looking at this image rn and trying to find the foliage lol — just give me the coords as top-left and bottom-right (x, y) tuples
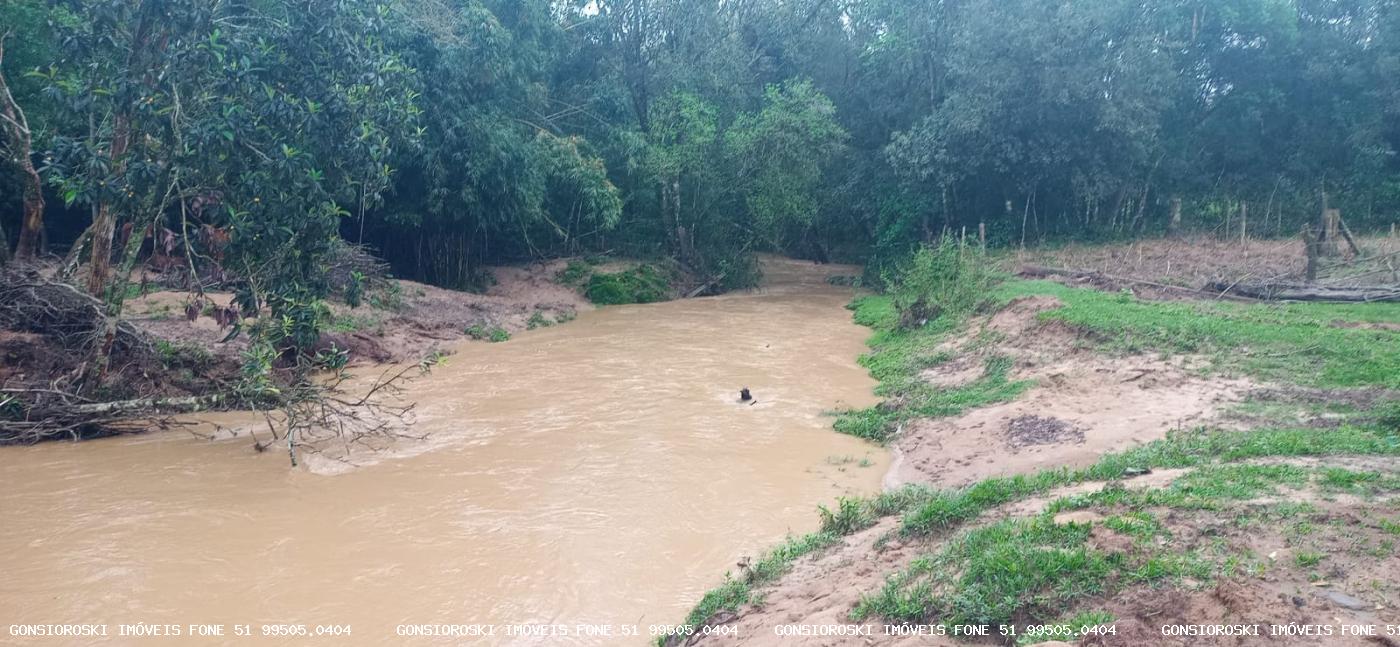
(465, 324), (510, 342)
(888, 236), (998, 328)
(833, 294), (1029, 443)
(8, 0), (1400, 304)
(584, 265), (671, 305)
(725, 79), (847, 249)
(526, 311), (552, 330)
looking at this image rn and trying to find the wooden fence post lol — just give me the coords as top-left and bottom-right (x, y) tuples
(1303, 225), (1319, 282)
(1240, 202), (1248, 245)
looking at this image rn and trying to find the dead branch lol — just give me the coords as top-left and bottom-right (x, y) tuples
(0, 267), (147, 355)
(1017, 264), (1258, 301)
(1202, 281), (1400, 302)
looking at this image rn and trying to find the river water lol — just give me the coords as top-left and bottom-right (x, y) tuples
(0, 258), (884, 645)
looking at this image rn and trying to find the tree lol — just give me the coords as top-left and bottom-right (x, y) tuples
(38, 0), (419, 378)
(726, 79), (847, 256)
(0, 30), (42, 260)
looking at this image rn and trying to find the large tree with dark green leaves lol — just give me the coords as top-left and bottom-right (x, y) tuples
(36, 0), (419, 377)
(3, 0), (1398, 298)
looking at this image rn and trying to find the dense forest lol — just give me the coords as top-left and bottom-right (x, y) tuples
(2, 0), (1399, 324)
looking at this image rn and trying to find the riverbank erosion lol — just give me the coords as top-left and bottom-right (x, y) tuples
(672, 239), (1400, 646)
(0, 257), (894, 644)
(0, 254), (697, 445)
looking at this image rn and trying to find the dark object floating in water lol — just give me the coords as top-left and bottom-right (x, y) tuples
(739, 387), (752, 402)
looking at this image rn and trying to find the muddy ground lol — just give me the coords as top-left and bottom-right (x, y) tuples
(126, 258), (596, 366)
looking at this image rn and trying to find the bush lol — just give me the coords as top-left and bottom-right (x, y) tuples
(526, 312), (553, 330)
(887, 235), (996, 328)
(556, 260), (593, 286)
(585, 265), (671, 305)
(465, 324), (510, 342)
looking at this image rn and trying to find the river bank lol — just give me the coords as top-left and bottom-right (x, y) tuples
(0, 256), (890, 645)
(672, 238), (1400, 647)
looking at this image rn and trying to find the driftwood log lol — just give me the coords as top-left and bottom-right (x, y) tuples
(1021, 264), (1399, 303)
(1017, 264), (1250, 300)
(1203, 281), (1400, 302)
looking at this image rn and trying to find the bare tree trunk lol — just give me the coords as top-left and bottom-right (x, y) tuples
(88, 113), (130, 297)
(1320, 208), (1341, 257)
(1239, 201), (1248, 245)
(1167, 196), (1182, 235)
(1303, 225), (1319, 282)
(86, 5), (161, 296)
(0, 33), (44, 260)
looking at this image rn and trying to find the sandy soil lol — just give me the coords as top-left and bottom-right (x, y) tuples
(125, 259), (594, 365)
(890, 296), (1251, 489)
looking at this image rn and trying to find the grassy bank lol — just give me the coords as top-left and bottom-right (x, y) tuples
(835, 278), (1400, 442)
(670, 267), (1400, 643)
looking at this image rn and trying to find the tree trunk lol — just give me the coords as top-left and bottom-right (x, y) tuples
(1320, 208), (1341, 257)
(1239, 201), (1247, 245)
(1167, 196), (1182, 235)
(14, 164), (43, 258)
(0, 34), (44, 259)
(1303, 225), (1319, 282)
(87, 111), (132, 297)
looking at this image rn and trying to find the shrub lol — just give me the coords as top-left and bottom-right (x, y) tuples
(526, 312), (552, 330)
(887, 235), (996, 328)
(556, 260), (593, 286)
(465, 324), (510, 342)
(585, 265), (671, 305)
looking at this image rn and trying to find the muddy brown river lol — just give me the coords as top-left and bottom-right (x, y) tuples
(0, 258), (884, 645)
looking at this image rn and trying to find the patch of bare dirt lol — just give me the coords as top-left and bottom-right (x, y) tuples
(1006, 414), (1086, 449)
(890, 297), (1249, 489)
(124, 259), (595, 366)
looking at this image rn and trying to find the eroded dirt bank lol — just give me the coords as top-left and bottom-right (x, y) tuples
(126, 259), (598, 367)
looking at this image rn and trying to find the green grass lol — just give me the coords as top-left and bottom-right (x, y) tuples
(667, 531), (840, 642)
(818, 497), (873, 534)
(852, 461), (1337, 630)
(833, 296), (1032, 442)
(673, 420), (1400, 632)
(995, 280), (1400, 388)
(854, 515), (1118, 627)
(835, 278), (1398, 442)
